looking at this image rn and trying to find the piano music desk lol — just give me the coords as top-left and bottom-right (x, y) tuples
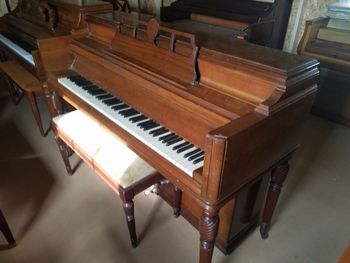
(0, 60), (46, 136)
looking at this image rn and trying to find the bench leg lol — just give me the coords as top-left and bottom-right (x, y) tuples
(51, 124), (73, 175)
(0, 210), (16, 247)
(173, 186), (182, 218)
(2, 73), (23, 105)
(122, 200), (137, 248)
(26, 91), (45, 137)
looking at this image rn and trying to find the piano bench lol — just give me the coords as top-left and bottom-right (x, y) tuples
(0, 209), (16, 248)
(51, 110), (176, 247)
(0, 60), (46, 137)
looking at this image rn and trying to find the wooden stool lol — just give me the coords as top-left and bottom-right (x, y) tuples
(0, 209), (16, 247)
(52, 110), (180, 247)
(0, 61), (45, 137)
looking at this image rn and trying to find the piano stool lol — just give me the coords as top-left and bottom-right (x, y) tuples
(51, 110), (181, 247)
(0, 60), (46, 136)
(0, 209), (16, 248)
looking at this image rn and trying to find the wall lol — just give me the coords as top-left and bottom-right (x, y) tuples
(283, 0), (350, 53)
(0, 0), (17, 16)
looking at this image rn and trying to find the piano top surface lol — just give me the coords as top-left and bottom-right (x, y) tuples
(90, 11), (318, 77)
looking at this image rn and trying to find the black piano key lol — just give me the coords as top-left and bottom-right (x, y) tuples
(159, 133), (176, 142)
(166, 137), (182, 146)
(142, 123), (160, 131)
(112, 104), (129, 111)
(150, 127), (168, 136)
(192, 156), (204, 164)
(173, 142), (189, 151)
(184, 149), (202, 158)
(137, 120), (155, 128)
(176, 144), (193, 153)
(96, 94), (113, 100)
(82, 85), (99, 91)
(88, 89), (106, 96)
(162, 134), (178, 143)
(119, 109), (140, 118)
(68, 75), (82, 82)
(103, 98), (121, 106)
(74, 79), (92, 86)
(188, 151), (204, 161)
(2, 33), (35, 53)
(130, 115), (148, 123)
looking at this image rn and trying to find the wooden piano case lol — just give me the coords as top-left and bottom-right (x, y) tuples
(160, 0), (294, 49)
(38, 11), (319, 262)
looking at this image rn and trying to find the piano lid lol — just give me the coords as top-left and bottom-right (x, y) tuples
(89, 11), (317, 77)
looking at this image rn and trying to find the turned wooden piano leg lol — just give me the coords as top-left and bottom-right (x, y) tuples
(26, 91), (45, 137)
(199, 208), (219, 263)
(260, 161), (290, 239)
(122, 200), (138, 248)
(173, 186), (182, 218)
(0, 209), (16, 247)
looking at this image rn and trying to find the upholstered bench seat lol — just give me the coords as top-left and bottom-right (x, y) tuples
(51, 110), (171, 247)
(52, 110), (156, 188)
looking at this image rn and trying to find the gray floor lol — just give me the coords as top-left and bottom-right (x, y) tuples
(0, 95), (349, 263)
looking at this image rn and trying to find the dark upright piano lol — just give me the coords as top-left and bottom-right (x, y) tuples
(160, 0), (293, 49)
(298, 17), (350, 126)
(38, 11), (318, 263)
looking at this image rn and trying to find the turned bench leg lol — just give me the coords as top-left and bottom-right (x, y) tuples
(0, 209), (16, 247)
(26, 91), (45, 137)
(51, 124), (73, 175)
(260, 161), (290, 239)
(173, 186), (182, 218)
(122, 200), (137, 248)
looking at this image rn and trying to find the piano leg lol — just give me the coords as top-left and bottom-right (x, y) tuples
(260, 161), (290, 239)
(199, 208), (219, 263)
(0, 209), (16, 247)
(26, 92), (45, 137)
(122, 200), (138, 248)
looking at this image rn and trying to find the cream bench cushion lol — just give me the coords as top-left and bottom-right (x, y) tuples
(52, 110), (156, 188)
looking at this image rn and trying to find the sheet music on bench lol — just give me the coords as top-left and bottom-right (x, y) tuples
(38, 10), (319, 263)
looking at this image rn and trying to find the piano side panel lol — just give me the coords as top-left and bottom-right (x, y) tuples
(37, 35), (80, 73)
(208, 89), (317, 202)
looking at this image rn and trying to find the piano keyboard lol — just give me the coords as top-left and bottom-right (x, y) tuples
(0, 33), (35, 66)
(58, 75), (205, 177)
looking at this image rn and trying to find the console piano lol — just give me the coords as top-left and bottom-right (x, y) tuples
(38, 11), (319, 263)
(298, 17), (350, 125)
(0, 0), (112, 99)
(160, 0), (293, 49)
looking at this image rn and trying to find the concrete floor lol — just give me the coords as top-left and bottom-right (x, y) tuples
(0, 95), (349, 263)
